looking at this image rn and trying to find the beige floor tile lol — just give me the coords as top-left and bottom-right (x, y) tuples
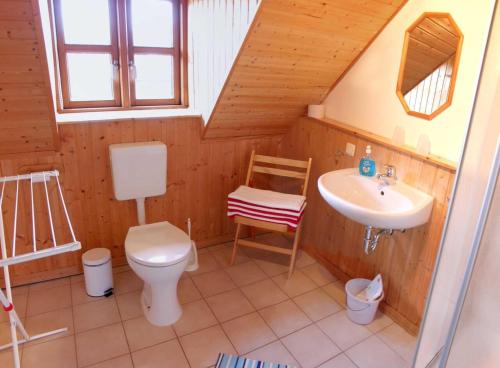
(346, 335), (406, 368)
(75, 323), (129, 367)
(116, 291), (143, 320)
(295, 251), (317, 268)
(112, 264), (132, 274)
(180, 325), (236, 368)
(322, 281), (347, 307)
(114, 271), (143, 295)
(0, 292), (27, 322)
(29, 277), (70, 292)
(240, 279), (289, 309)
(317, 311), (372, 350)
(192, 270), (237, 297)
(0, 320), (24, 346)
(22, 335), (76, 368)
(300, 263), (336, 286)
(85, 354), (133, 368)
(225, 261), (268, 286)
(132, 339), (190, 368)
(123, 316), (176, 351)
(206, 242), (231, 252)
(71, 281), (113, 305)
(173, 299), (218, 336)
(272, 270), (317, 298)
(24, 307), (74, 346)
(0, 347), (22, 367)
(253, 258), (290, 277)
(293, 289), (342, 321)
(73, 298), (121, 333)
(210, 244), (249, 267)
(244, 341), (299, 367)
(27, 285), (72, 316)
(189, 251), (221, 275)
(178, 277), (202, 304)
(366, 311), (393, 333)
(222, 312), (276, 354)
(318, 354), (358, 368)
(259, 300), (311, 338)
(281, 325), (341, 368)
(377, 324), (416, 362)
(206, 289), (255, 322)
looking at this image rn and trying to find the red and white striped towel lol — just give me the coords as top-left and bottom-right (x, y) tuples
(227, 186), (306, 229)
(228, 186), (306, 212)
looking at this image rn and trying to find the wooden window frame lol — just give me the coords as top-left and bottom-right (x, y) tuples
(52, 0), (187, 112)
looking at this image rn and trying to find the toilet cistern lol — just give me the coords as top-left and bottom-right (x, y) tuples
(109, 141), (167, 225)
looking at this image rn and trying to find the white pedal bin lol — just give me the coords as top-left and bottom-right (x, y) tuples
(82, 248), (113, 297)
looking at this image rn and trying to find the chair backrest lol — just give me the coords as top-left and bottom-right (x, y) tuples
(245, 150), (312, 196)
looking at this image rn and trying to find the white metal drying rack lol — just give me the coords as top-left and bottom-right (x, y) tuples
(0, 171), (81, 368)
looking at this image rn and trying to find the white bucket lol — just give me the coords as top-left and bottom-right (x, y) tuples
(345, 278), (384, 325)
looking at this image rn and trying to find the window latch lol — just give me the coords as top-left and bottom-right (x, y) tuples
(128, 60), (136, 80)
(112, 60), (119, 81)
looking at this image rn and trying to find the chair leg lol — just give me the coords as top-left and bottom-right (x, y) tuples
(230, 224), (242, 266)
(288, 223), (303, 279)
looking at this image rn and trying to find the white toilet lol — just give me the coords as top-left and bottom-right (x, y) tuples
(109, 142), (198, 326)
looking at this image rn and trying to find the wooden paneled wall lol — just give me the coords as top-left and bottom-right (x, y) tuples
(0, 0), (58, 156)
(203, 0), (408, 139)
(0, 117), (282, 286)
(188, 0), (260, 122)
(276, 117), (455, 334)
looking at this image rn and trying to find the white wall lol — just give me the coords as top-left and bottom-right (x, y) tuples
(188, 0), (260, 124)
(323, 0), (496, 162)
(413, 5), (500, 367)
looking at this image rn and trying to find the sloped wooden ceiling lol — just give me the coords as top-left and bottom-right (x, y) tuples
(0, 0), (58, 156)
(203, 0), (407, 139)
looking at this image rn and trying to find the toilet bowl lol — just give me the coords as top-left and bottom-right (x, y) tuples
(125, 221), (193, 326)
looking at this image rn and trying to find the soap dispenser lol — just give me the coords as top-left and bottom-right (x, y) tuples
(359, 145), (376, 177)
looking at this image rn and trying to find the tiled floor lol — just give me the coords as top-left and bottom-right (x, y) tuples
(0, 235), (416, 368)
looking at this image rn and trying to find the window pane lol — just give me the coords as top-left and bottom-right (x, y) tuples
(131, 0), (174, 47)
(134, 54), (174, 100)
(60, 0), (111, 45)
(67, 53), (114, 101)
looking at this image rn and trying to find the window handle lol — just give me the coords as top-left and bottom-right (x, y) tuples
(112, 60), (119, 81)
(128, 60), (136, 80)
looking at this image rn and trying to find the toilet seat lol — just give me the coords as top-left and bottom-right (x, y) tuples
(125, 221), (191, 268)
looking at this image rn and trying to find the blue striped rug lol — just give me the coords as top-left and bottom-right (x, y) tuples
(215, 353), (297, 368)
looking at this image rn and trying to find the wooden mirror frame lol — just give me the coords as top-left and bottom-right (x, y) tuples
(396, 12), (464, 120)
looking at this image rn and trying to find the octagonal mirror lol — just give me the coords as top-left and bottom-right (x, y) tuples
(396, 13), (463, 120)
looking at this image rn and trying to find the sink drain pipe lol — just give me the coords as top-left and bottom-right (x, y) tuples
(363, 226), (405, 254)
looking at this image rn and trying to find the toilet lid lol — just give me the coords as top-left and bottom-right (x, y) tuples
(125, 221), (192, 267)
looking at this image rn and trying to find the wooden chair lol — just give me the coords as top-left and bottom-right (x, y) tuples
(230, 150), (312, 279)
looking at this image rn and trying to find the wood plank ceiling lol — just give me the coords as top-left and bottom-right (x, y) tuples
(203, 0), (408, 139)
(0, 0), (58, 156)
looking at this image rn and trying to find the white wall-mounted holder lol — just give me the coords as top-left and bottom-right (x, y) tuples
(0, 171), (81, 368)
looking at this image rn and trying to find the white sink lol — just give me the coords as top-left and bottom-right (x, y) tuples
(317, 168), (433, 229)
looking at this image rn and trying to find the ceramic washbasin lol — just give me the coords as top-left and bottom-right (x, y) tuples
(317, 168), (433, 229)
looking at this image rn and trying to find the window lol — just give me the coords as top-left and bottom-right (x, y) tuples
(52, 0), (186, 110)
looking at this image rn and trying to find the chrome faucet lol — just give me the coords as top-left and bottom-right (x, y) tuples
(376, 165), (397, 186)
